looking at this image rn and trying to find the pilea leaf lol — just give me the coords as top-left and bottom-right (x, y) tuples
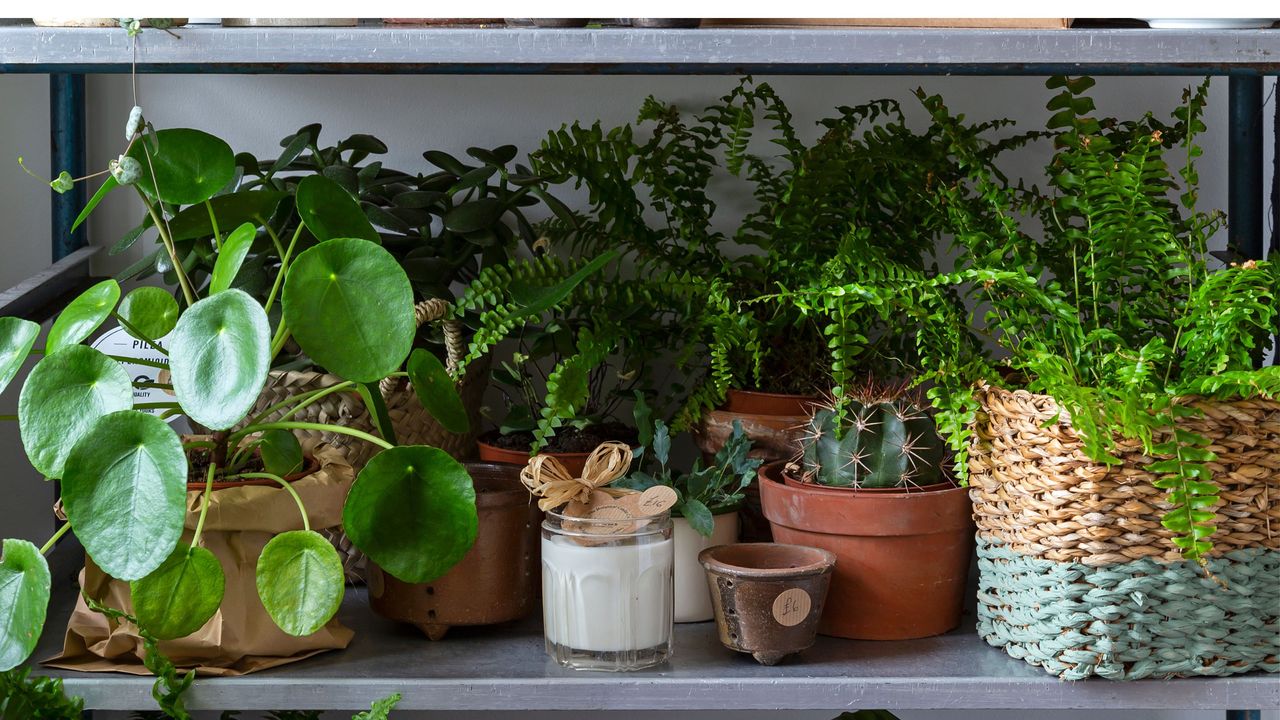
(18, 345), (133, 479)
(342, 446), (477, 584)
(46, 279), (121, 354)
(209, 222), (257, 294)
(129, 542), (225, 641)
(0, 539), (50, 671)
(256, 429), (303, 477)
(168, 289), (271, 431)
(256, 530), (345, 636)
(62, 410), (187, 581)
(127, 128), (236, 206)
(118, 286), (179, 342)
(0, 318), (40, 396)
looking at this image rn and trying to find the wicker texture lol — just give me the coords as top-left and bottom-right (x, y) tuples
(969, 384), (1280, 679)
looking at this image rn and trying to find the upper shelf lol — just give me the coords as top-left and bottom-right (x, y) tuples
(1, 25), (1279, 75)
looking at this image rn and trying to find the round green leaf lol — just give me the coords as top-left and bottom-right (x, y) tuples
(0, 317), (40, 396)
(18, 345), (133, 479)
(0, 538), (50, 671)
(256, 429), (303, 477)
(118, 286), (179, 341)
(62, 410), (187, 581)
(408, 349), (469, 434)
(209, 222), (257, 295)
(129, 542), (224, 641)
(282, 238), (414, 383)
(46, 279), (121, 354)
(127, 128), (235, 206)
(343, 446), (477, 584)
(295, 175), (380, 245)
(168, 289), (271, 431)
(256, 530), (344, 636)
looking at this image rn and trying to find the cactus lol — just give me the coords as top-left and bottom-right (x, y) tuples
(797, 396), (946, 489)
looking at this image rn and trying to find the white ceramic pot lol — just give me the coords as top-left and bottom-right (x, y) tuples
(674, 510), (739, 622)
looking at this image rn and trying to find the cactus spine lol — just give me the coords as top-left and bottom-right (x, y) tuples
(798, 397), (946, 489)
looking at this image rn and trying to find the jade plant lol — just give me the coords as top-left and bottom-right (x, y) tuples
(614, 396), (762, 536)
(793, 387), (946, 490)
(0, 115), (478, 672)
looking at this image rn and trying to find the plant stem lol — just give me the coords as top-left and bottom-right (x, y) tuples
(190, 464), (215, 547)
(0, 414), (17, 422)
(232, 472), (310, 531)
(135, 186), (197, 307)
(110, 354), (169, 370)
(39, 523), (72, 555)
(275, 381), (356, 424)
(238, 421), (394, 451)
(134, 402), (181, 411)
(263, 224), (303, 317)
(112, 313), (169, 356)
(134, 382), (173, 390)
(182, 438), (216, 450)
(204, 200), (222, 250)
(269, 324), (292, 359)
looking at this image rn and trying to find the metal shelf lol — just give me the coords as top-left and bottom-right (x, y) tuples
(0, 25), (1278, 75)
(32, 574), (1280, 712)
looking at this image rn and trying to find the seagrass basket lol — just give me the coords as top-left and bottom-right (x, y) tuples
(247, 299), (490, 580)
(968, 384), (1280, 680)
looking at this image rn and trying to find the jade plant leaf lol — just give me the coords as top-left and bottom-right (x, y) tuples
(127, 128), (236, 206)
(46, 279), (121, 354)
(407, 349), (468, 434)
(209, 222), (257, 294)
(257, 429), (303, 477)
(18, 345), (133, 479)
(61, 410), (187, 581)
(168, 289), (271, 431)
(129, 542), (225, 641)
(282, 238), (414, 383)
(256, 530), (344, 636)
(0, 318), (40, 395)
(167, 189), (285, 242)
(295, 175), (380, 245)
(342, 446), (477, 584)
(118, 286), (179, 341)
(0, 539), (50, 671)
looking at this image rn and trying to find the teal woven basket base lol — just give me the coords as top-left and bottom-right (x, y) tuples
(976, 538), (1280, 680)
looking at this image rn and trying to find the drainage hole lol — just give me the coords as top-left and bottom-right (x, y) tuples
(426, 586), (435, 596)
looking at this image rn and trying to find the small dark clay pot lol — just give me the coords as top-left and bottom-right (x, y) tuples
(476, 438), (592, 476)
(368, 463), (541, 639)
(699, 543), (835, 665)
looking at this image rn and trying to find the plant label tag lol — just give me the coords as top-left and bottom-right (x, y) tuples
(91, 325), (184, 426)
(634, 486), (677, 516)
(772, 588), (812, 627)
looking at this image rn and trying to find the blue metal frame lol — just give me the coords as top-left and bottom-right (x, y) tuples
(49, 73), (85, 262)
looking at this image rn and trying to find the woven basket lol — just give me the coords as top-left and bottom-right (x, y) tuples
(247, 299), (489, 580)
(968, 384), (1280, 680)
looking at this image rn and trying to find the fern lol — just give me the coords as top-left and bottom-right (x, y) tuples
(84, 597), (193, 720)
(0, 667), (84, 719)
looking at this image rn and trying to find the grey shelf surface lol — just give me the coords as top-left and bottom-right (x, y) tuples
(1, 25), (1279, 74)
(30, 574), (1280, 712)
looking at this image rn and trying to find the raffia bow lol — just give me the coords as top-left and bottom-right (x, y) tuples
(520, 441), (634, 512)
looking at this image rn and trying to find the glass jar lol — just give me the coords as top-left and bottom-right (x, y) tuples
(541, 508), (674, 671)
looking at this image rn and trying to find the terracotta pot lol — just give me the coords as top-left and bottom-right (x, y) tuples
(758, 461), (973, 640)
(477, 437), (592, 476)
(693, 390), (821, 543)
(630, 18), (703, 28)
(699, 543), (834, 665)
(367, 463), (541, 639)
(673, 509), (739, 622)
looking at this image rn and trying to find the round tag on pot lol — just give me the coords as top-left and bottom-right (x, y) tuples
(772, 588), (812, 627)
(91, 324), (181, 423)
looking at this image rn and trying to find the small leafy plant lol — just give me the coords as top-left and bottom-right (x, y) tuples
(0, 112), (478, 673)
(615, 396), (762, 536)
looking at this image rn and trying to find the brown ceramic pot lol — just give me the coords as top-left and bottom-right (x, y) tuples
(758, 461), (974, 640)
(367, 463), (541, 639)
(693, 389), (822, 542)
(699, 543), (834, 665)
(476, 438), (591, 476)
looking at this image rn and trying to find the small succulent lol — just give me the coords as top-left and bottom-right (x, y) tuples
(796, 388), (946, 490)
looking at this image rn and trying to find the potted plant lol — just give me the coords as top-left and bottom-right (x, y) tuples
(758, 385), (974, 640)
(615, 399), (761, 622)
(0, 117), (477, 674)
(929, 77), (1280, 679)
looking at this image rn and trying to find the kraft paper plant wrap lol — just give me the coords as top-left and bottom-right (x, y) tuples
(47, 445), (355, 676)
(969, 385), (1280, 680)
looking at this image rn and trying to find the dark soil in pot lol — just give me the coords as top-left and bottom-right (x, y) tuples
(759, 461), (974, 640)
(368, 463), (542, 639)
(185, 447), (320, 490)
(478, 424), (638, 476)
(699, 543), (834, 665)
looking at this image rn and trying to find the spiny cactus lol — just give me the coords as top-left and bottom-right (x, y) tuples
(797, 396), (946, 489)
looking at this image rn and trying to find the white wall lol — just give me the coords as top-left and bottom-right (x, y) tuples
(3, 70), (1276, 720)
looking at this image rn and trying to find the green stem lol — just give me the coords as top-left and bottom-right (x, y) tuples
(109, 355), (169, 369)
(275, 381), (356, 424)
(231, 472), (309, 531)
(190, 464), (215, 547)
(269, 324), (292, 359)
(133, 382), (173, 390)
(236, 421), (393, 451)
(262, 221), (287, 261)
(0, 414), (17, 422)
(263, 224), (303, 317)
(182, 439), (216, 450)
(134, 402), (181, 410)
(204, 200), (223, 250)
(112, 313), (169, 356)
(135, 186), (197, 307)
(39, 523), (72, 555)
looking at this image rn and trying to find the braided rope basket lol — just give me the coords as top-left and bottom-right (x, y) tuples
(968, 384), (1279, 680)
(248, 299), (490, 580)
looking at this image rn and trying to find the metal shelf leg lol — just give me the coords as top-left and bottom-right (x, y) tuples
(1228, 74), (1265, 261)
(49, 73), (86, 262)
(1226, 711), (1261, 720)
